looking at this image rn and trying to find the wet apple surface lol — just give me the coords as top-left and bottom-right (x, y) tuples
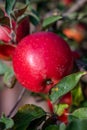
(13, 32), (73, 93)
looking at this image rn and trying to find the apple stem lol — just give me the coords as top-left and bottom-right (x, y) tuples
(9, 16), (16, 44)
(7, 88), (26, 118)
(57, 0), (87, 27)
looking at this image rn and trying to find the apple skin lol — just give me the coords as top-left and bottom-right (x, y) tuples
(0, 44), (16, 60)
(59, 92), (72, 106)
(12, 17), (29, 43)
(72, 51), (81, 59)
(13, 32), (73, 93)
(0, 25), (11, 43)
(47, 99), (54, 113)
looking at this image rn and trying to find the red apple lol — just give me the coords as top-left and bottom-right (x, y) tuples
(13, 32), (73, 93)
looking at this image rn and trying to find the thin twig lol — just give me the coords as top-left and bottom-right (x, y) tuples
(7, 88), (26, 118)
(63, 0), (87, 16)
(57, 0), (87, 27)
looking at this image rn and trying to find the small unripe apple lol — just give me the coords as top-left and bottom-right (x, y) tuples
(13, 32), (73, 93)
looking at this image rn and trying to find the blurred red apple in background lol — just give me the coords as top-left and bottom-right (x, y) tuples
(63, 24), (85, 43)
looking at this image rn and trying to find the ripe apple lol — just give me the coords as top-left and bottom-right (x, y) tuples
(13, 32), (73, 93)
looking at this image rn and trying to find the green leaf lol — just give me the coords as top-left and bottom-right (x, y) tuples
(54, 104), (68, 116)
(0, 114), (14, 129)
(0, 8), (5, 18)
(80, 100), (87, 107)
(72, 108), (87, 119)
(0, 122), (5, 130)
(13, 4), (28, 19)
(3, 67), (16, 88)
(59, 123), (66, 130)
(27, 116), (46, 130)
(66, 119), (87, 130)
(5, 0), (16, 15)
(42, 15), (62, 28)
(42, 115), (58, 130)
(45, 125), (59, 130)
(0, 60), (8, 75)
(50, 72), (86, 103)
(25, 0), (31, 4)
(29, 9), (40, 26)
(13, 104), (46, 130)
(72, 83), (84, 106)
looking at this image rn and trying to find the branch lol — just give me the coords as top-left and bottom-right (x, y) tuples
(63, 0), (87, 17)
(7, 88), (26, 118)
(57, 0), (87, 27)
